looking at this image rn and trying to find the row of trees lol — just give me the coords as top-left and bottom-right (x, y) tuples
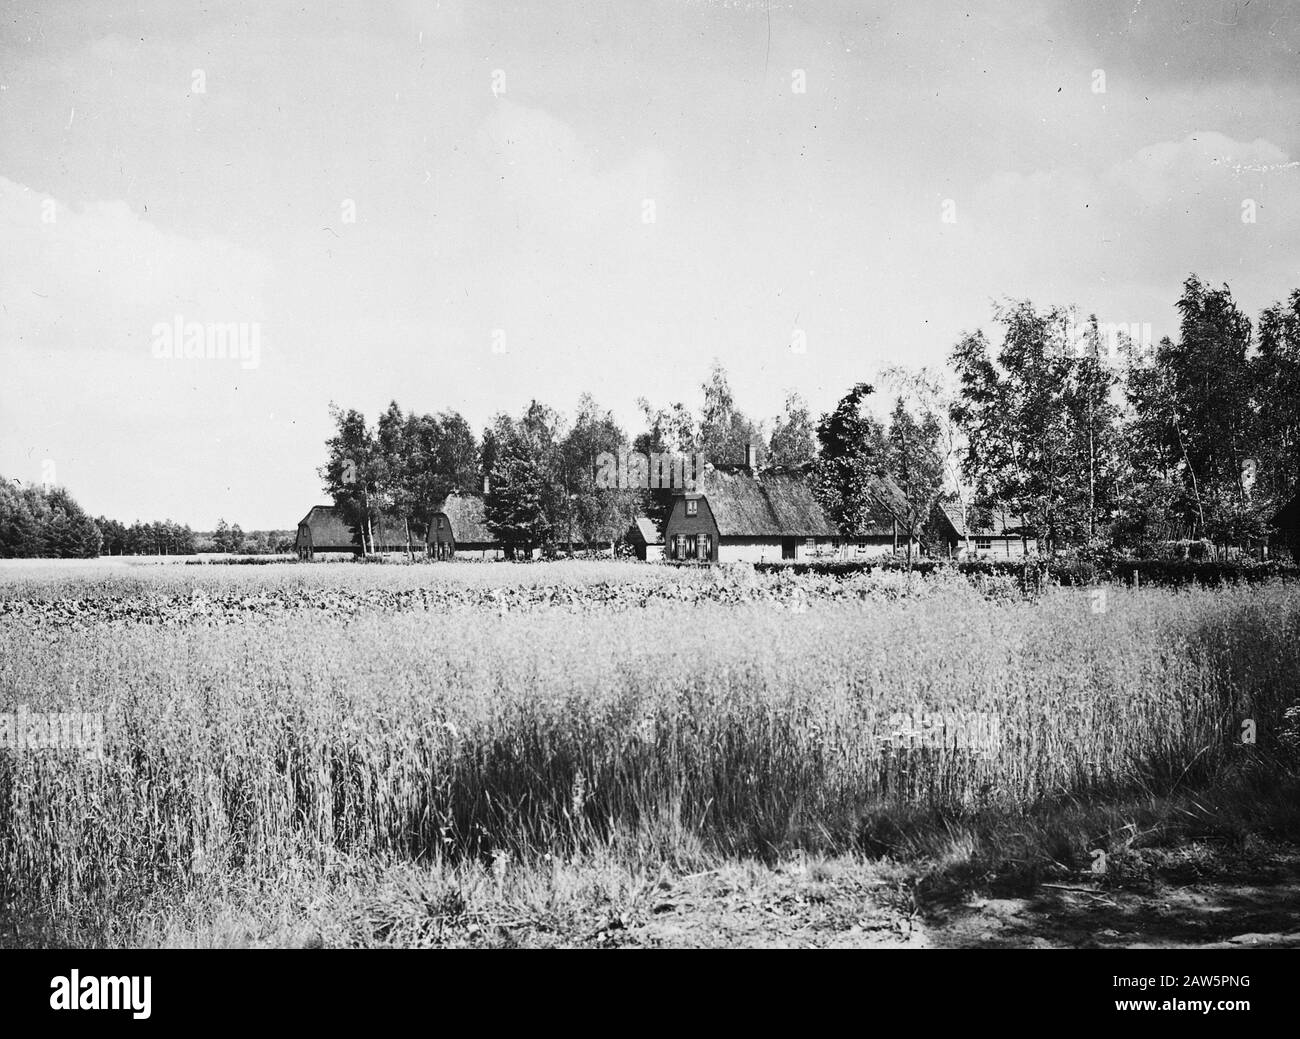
(950, 276), (1300, 554)
(97, 519), (293, 555)
(0, 481), (294, 559)
(97, 518), (198, 556)
(320, 275), (1299, 562)
(319, 363), (825, 556)
(8, 274), (1293, 562)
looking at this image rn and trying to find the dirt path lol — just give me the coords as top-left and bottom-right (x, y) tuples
(602, 850), (1300, 949)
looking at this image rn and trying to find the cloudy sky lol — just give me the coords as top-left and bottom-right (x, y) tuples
(2, 0), (1298, 529)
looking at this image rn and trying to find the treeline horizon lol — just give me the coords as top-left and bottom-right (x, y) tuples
(320, 273), (1300, 559)
(0, 488), (293, 559)
(3, 272), (1298, 560)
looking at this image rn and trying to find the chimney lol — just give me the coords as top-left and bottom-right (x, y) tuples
(482, 473), (490, 495)
(745, 441), (758, 473)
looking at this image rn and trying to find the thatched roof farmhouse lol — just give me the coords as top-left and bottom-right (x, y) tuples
(294, 505), (416, 558)
(427, 492), (503, 560)
(661, 445), (914, 563)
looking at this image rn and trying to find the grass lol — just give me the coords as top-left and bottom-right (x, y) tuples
(1, 559), (1298, 946)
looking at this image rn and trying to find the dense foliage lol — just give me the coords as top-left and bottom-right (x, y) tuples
(0, 479), (102, 558)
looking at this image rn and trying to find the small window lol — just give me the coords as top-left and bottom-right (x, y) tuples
(685, 499), (698, 517)
(437, 517), (444, 530)
(975, 537), (992, 551)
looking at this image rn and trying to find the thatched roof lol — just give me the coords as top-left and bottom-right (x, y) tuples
(937, 501), (1028, 538)
(687, 466), (926, 539)
(860, 474), (919, 538)
(628, 516), (663, 545)
(433, 493), (495, 544)
(296, 506), (415, 551)
(297, 505), (357, 548)
(371, 517), (416, 549)
(697, 466), (839, 537)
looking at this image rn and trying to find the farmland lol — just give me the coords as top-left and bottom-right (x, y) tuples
(3, 558), (1300, 948)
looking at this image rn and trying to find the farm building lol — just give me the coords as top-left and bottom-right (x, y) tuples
(427, 493), (504, 560)
(841, 473), (922, 559)
(625, 516), (664, 561)
(294, 505), (416, 559)
(934, 501), (1037, 559)
(662, 445), (914, 563)
(295, 505), (356, 559)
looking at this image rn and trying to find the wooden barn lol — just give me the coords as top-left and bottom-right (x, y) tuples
(625, 516), (664, 561)
(295, 505), (418, 559)
(427, 493), (503, 560)
(935, 501), (1037, 559)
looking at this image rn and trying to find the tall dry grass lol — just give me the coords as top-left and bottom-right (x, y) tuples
(3, 566), (1298, 937)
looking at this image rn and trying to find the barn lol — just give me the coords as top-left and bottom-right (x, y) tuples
(427, 493), (503, 560)
(625, 516), (664, 561)
(295, 505), (419, 559)
(296, 507), (418, 556)
(295, 505), (357, 559)
(935, 501), (1037, 559)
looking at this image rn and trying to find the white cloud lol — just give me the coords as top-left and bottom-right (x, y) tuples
(966, 133), (1300, 318)
(0, 176), (272, 355)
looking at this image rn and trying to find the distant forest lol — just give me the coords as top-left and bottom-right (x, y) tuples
(0, 484), (291, 559)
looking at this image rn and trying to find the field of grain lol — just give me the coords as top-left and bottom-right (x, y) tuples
(2, 559), (1298, 946)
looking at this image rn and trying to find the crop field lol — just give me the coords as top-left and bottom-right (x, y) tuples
(3, 559), (1300, 948)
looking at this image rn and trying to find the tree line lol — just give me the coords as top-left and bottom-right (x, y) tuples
(319, 366), (823, 557)
(949, 275), (1299, 555)
(321, 273), (1299, 561)
(0, 481), (293, 559)
(4, 271), (1295, 561)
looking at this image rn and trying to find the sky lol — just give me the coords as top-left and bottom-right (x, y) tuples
(2, 0), (1298, 529)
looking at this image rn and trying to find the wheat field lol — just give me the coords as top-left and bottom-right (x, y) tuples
(2, 559), (1298, 944)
